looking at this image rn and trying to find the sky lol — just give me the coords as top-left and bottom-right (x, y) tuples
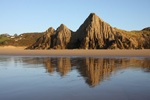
(0, 0), (150, 35)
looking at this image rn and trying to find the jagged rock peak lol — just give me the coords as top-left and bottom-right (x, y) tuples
(26, 13), (150, 50)
(52, 23), (72, 49)
(57, 24), (69, 31)
(88, 13), (104, 22)
(76, 13), (117, 49)
(60, 24), (66, 27)
(90, 12), (96, 15)
(47, 27), (54, 31)
(76, 13), (105, 33)
(46, 27), (55, 33)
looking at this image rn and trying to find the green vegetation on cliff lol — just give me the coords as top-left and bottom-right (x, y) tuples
(0, 33), (44, 46)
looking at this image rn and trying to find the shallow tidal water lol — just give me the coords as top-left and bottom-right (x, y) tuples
(0, 56), (150, 100)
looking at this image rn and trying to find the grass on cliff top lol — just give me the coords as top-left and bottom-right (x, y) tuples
(0, 32), (44, 46)
(115, 28), (150, 38)
(0, 36), (9, 42)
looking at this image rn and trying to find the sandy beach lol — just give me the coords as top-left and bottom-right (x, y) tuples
(0, 46), (149, 57)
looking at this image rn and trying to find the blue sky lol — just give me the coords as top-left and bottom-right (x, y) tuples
(0, 0), (150, 35)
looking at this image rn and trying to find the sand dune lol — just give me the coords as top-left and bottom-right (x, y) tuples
(0, 46), (149, 57)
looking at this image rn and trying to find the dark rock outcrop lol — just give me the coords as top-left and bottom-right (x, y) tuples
(52, 24), (72, 49)
(26, 27), (54, 49)
(26, 13), (150, 49)
(26, 24), (72, 49)
(75, 13), (138, 49)
(142, 27), (150, 32)
(75, 13), (116, 49)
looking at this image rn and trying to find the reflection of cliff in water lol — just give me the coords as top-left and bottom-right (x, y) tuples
(44, 58), (71, 76)
(77, 58), (117, 87)
(17, 57), (150, 87)
(77, 58), (150, 87)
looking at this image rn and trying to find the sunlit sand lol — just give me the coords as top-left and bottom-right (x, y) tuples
(0, 46), (150, 57)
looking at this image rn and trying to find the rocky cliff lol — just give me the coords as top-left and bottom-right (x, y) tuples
(26, 27), (54, 49)
(26, 24), (72, 49)
(26, 13), (150, 49)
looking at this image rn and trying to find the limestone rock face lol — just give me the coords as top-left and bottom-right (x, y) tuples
(138, 33), (150, 49)
(26, 13), (150, 49)
(26, 24), (72, 49)
(76, 13), (116, 49)
(53, 24), (72, 49)
(113, 32), (138, 49)
(76, 13), (138, 49)
(26, 27), (55, 49)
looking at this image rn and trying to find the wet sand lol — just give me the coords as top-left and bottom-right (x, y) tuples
(0, 46), (150, 57)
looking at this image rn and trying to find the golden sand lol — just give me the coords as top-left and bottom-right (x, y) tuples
(0, 46), (149, 57)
